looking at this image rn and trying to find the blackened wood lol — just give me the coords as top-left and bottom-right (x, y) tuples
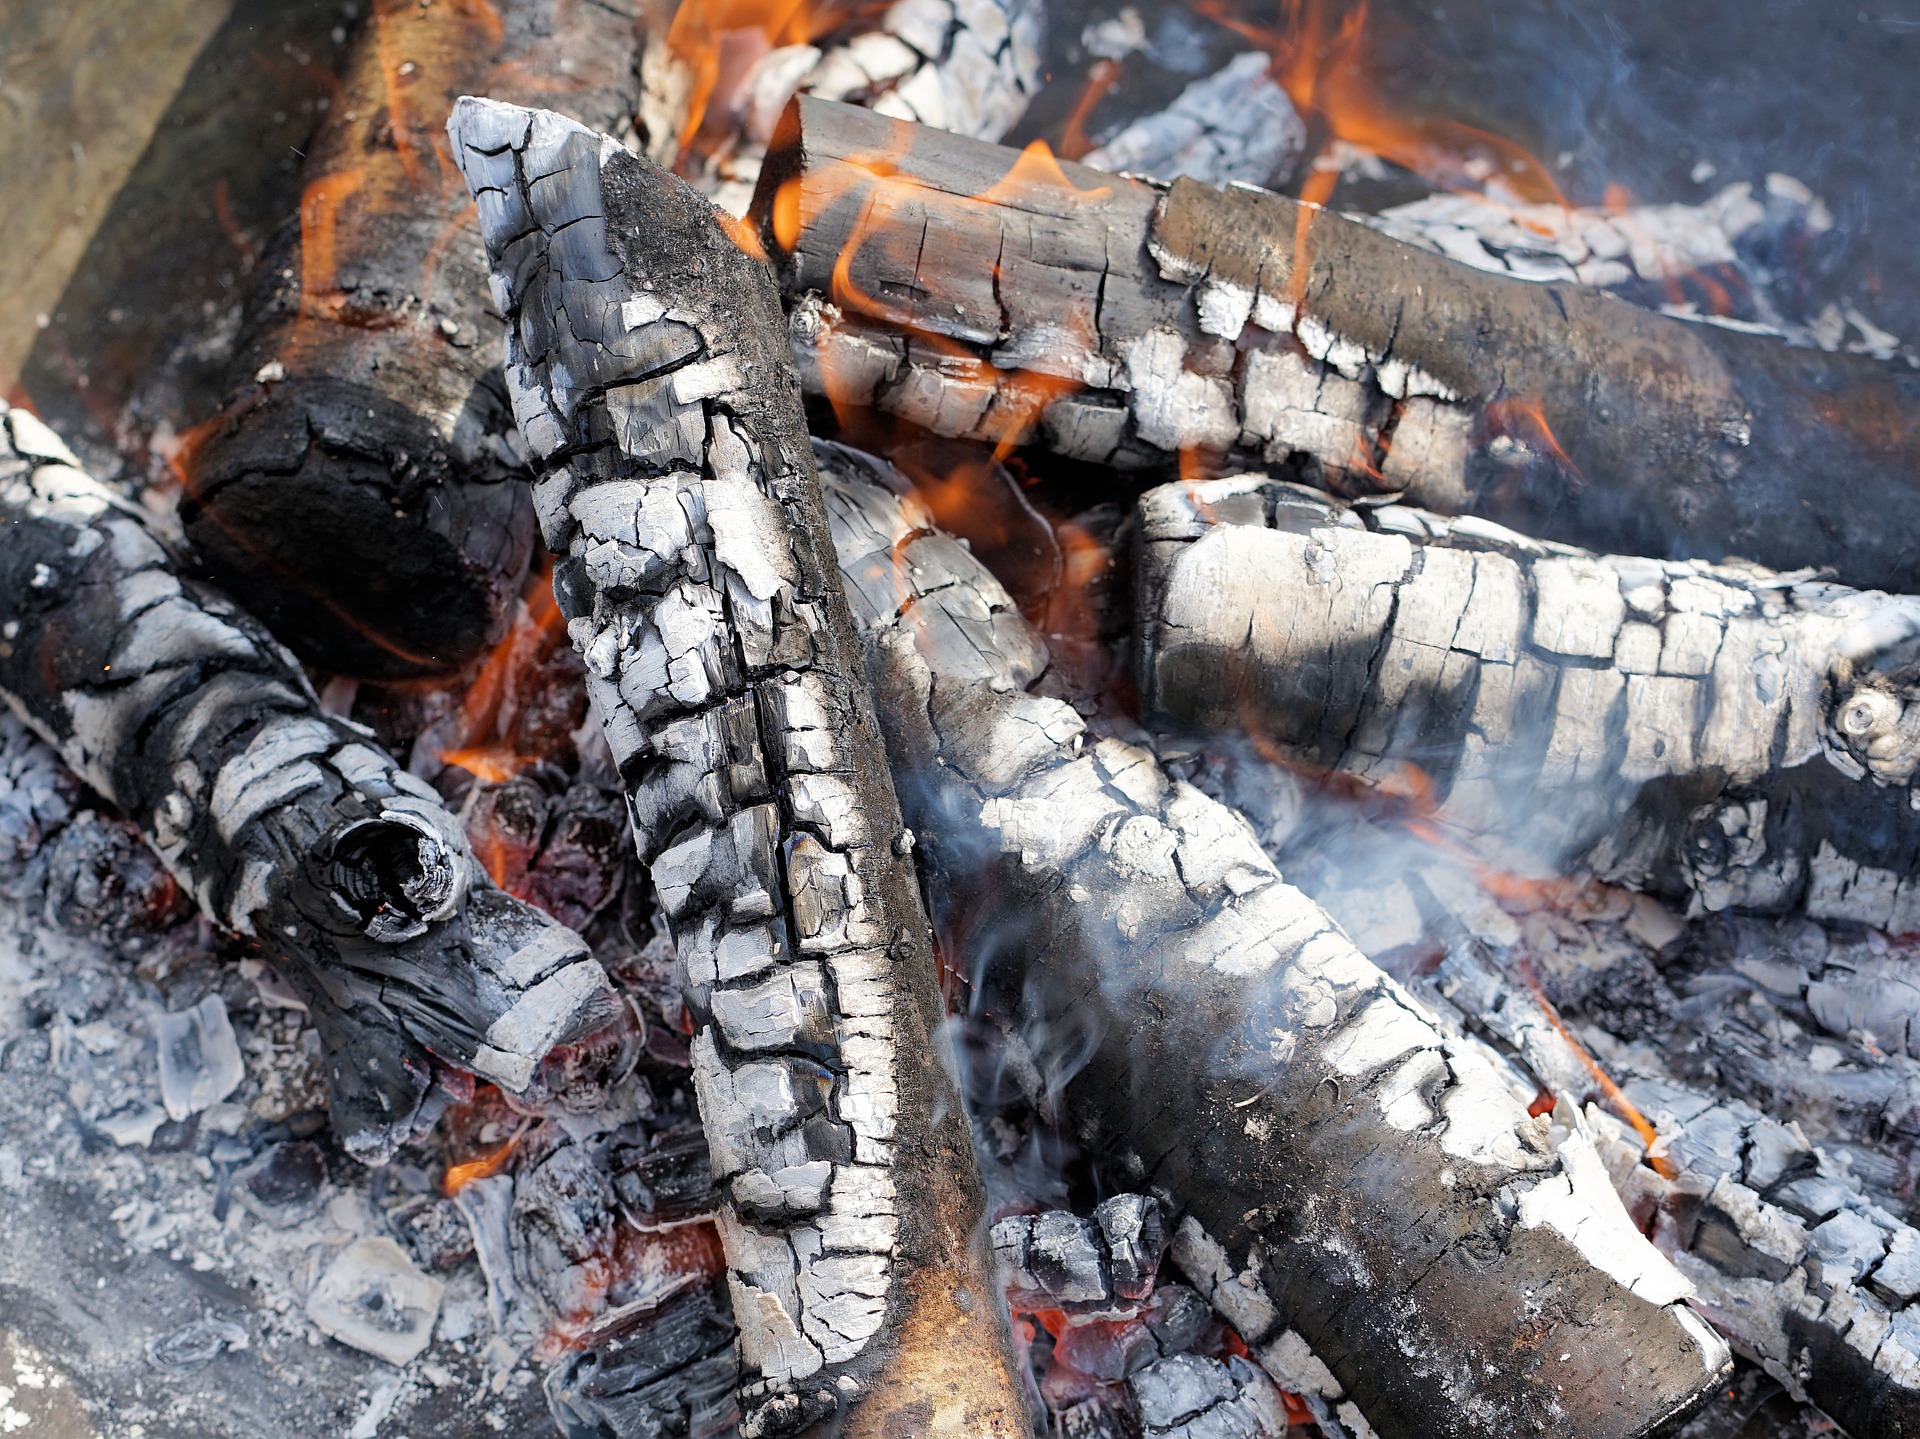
(180, 0), (644, 679)
(0, 401), (621, 1161)
(756, 98), (1920, 594)
(448, 98), (1026, 1438)
(816, 441), (1730, 1439)
(1132, 475), (1920, 930)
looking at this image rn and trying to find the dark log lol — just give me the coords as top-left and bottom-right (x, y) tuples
(178, 0), (644, 679)
(0, 401), (623, 1160)
(449, 98), (1026, 1437)
(815, 441), (1731, 1439)
(753, 97), (1920, 593)
(1131, 475), (1920, 932)
(1424, 940), (1920, 1439)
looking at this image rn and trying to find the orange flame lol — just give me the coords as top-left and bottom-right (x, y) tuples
(1484, 395), (1585, 488)
(443, 1120), (528, 1195)
(1057, 58), (1123, 161)
(296, 168), (367, 322)
(437, 558), (571, 785)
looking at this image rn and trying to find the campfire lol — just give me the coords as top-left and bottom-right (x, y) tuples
(4, 1), (1919, 1436)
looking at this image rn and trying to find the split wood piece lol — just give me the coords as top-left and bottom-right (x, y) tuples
(447, 99), (1026, 1438)
(753, 98), (1920, 593)
(815, 440), (1730, 1439)
(1424, 941), (1920, 1439)
(1133, 474), (1920, 931)
(180, 0), (645, 679)
(0, 401), (622, 1161)
(641, 0), (1043, 217)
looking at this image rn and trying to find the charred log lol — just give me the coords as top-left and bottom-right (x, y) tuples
(754, 98), (1920, 593)
(1132, 474), (1920, 930)
(179, 0), (645, 679)
(1426, 940), (1920, 1439)
(0, 401), (623, 1160)
(448, 99), (1026, 1436)
(815, 441), (1731, 1439)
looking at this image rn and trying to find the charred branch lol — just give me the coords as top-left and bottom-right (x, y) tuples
(1132, 475), (1920, 930)
(816, 440), (1731, 1439)
(449, 99), (1025, 1436)
(0, 401), (623, 1160)
(755, 98), (1920, 593)
(180, 0), (645, 679)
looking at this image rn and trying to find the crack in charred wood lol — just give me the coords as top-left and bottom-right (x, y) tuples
(1133, 475), (1920, 930)
(756, 98), (1920, 593)
(0, 402), (622, 1160)
(815, 440), (1730, 1439)
(448, 98), (1024, 1437)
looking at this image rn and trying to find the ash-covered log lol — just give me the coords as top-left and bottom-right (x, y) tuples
(0, 401), (624, 1161)
(1132, 475), (1920, 930)
(815, 441), (1731, 1438)
(754, 98), (1920, 593)
(1425, 941), (1920, 1439)
(448, 99), (1026, 1436)
(178, 0), (646, 679)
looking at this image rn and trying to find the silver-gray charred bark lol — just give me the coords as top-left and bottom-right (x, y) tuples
(1133, 475), (1920, 931)
(754, 97), (1920, 593)
(447, 98), (1026, 1438)
(816, 440), (1730, 1439)
(0, 401), (622, 1160)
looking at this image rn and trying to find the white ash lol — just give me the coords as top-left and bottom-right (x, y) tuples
(1082, 53), (1307, 190)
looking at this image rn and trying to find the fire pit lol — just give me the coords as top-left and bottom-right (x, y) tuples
(3, 0), (1917, 1436)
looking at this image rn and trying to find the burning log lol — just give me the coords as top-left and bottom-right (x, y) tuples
(754, 98), (1920, 593)
(0, 401), (624, 1160)
(1425, 940), (1920, 1439)
(178, 0), (646, 679)
(641, 0), (1044, 216)
(447, 99), (1027, 1436)
(815, 441), (1731, 1438)
(1131, 475), (1920, 930)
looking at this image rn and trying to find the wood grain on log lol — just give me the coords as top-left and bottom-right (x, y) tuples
(815, 441), (1731, 1439)
(1133, 475), (1920, 931)
(448, 98), (1025, 1438)
(179, 0), (645, 679)
(755, 97), (1920, 592)
(1425, 941), (1920, 1439)
(0, 401), (622, 1160)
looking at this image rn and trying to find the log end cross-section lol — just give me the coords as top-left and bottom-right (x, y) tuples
(447, 98), (1025, 1437)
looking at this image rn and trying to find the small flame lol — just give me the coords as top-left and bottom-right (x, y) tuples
(296, 168), (367, 323)
(443, 1119), (528, 1195)
(1484, 395), (1585, 487)
(436, 558), (571, 785)
(1056, 58), (1123, 161)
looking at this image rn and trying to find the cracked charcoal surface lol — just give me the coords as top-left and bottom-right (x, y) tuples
(449, 97), (1024, 1437)
(643, 0), (1045, 217)
(1133, 475), (1920, 930)
(814, 439), (1730, 1439)
(757, 98), (1920, 593)
(182, 0), (646, 679)
(1082, 52), (1307, 191)
(0, 400), (621, 1161)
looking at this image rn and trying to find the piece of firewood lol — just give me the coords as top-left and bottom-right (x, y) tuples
(815, 440), (1730, 1439)
(178, 0), (645, 679)
(447, 98), (1026, 1438)
(1425, 941), (1920, 1439)
(1132, 474), (1920, 931)
(753, 97), (1920, 593)
(0, 400), (623, 1160)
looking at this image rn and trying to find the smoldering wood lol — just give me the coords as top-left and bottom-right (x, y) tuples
(1423, 940), (1920, 1439)
(179, 0), (644, 679)
(815, 441), (1731, 1439)
(448, 98), (1025, 1437)
(0, 401), (623, 1161)
(755, 98), (1920, 593)
(1080, 52), (1307, 192)
(642, 0), (1044, 217)
(1132, 474), (1920, 931)
(545, 1283), (741, 1439)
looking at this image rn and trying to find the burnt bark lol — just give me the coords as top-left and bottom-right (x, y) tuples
(1426, 941), (1920, 1439)
(815, 441), (1731, 1439)
(0, 401), (622, 1161)
(448, 98), (1026, 1437)
(1132, 475), (1920, 931)
(179, 0), (645, 679)
(754, 97), (1920, 593)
